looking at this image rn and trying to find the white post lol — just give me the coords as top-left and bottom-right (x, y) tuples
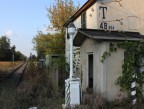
(68, 22), (76, 79)
(64, 22), (81, 107)
(69, 34), (73, 79)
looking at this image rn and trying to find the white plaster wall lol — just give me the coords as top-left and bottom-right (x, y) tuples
(80, 41), (109, 95)
(123, 0), (144, 35)
(96, 0), (144, 34)
(74, 16), (81, 29)
(106, 43), (125, 100)
(66, 0), (144, 34)
(97, 1), (127, 31)
(80, 38), (95, 91)
(93, 41), (126, 100)
(73, 3), (98, 30)
(86, 3), (98, 29)
(93, 41), (107, 94)
(80, 39), (126, 100)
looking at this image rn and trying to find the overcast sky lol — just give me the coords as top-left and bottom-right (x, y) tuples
(0, 0), (87, 57)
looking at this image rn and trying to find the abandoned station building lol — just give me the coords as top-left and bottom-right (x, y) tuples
(64, 0), (144, 100)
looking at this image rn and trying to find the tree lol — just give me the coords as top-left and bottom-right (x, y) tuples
(0, 36), (11, 61)
(33, 31), (65, 58)
(33, 0), (79, 56)
(14, 51), (26, 61)
(0, 36), (26, 61)
(33, 31), (48, 58)
(47, 0), (79, 32)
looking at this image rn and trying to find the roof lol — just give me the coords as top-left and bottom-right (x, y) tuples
(63, 0), (96, 27)
(73, 29), (144, 46)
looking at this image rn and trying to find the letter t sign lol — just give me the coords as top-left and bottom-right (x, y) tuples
(99, 6), (107, 19)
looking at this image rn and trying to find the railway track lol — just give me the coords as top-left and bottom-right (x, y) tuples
(0, 62), (28, 87)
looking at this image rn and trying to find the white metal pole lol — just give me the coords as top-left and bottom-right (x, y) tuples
(70, 34), (73, 79)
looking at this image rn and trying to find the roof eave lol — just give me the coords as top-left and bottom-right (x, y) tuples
(63, 0), (96, 27)
(73, 29), (144, 46)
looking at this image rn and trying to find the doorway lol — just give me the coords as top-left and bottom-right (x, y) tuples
(88, 54), (93, 89)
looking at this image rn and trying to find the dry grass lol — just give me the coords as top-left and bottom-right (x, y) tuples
(68, 93), (144, 109)
(15, 61), (64, 109)
(0, 61), (65, 109)
(0, 61), (22, 72)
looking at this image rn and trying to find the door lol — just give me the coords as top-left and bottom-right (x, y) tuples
(88, 54), (93, 89)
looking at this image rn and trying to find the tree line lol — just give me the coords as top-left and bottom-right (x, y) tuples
(0, 36), (26, 61)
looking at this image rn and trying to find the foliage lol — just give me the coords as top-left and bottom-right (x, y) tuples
(116, 41), (144, 96)
(45, 55), (69, 90)
(32, 31), (65, 58)
(0, 36), (26, 61)
(30, 54), (37, 61)
(101, 41), (144, 96)
(101, 43), (117, 62)
(33, 0), (80, 57)
(52, 55), (68, 70)
(0, 36), (11, 61)
(47, 0), (79, 32)
(73, 48), (80, 76)
(15, 51), (26, 61)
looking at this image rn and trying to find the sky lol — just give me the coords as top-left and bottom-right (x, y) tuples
(0, 0), (87, 57)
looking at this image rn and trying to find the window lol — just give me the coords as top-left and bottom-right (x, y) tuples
(81, 11), (86, 29)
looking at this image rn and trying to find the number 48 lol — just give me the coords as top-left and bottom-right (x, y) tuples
(100, 22), (107, 29)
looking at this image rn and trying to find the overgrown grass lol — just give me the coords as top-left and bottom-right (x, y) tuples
(69, 93), (144, 109)
(15, 61), (65, 108)
(0, 61), (66, 109)
(0, 88), (17, 109)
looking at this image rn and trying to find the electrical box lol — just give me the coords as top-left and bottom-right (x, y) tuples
(70, 79), (80, 105)
(65, 78), (80, 106)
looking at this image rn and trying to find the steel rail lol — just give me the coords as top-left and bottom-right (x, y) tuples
(0, 62), (27, 81)
(15, 62), (28, 87)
